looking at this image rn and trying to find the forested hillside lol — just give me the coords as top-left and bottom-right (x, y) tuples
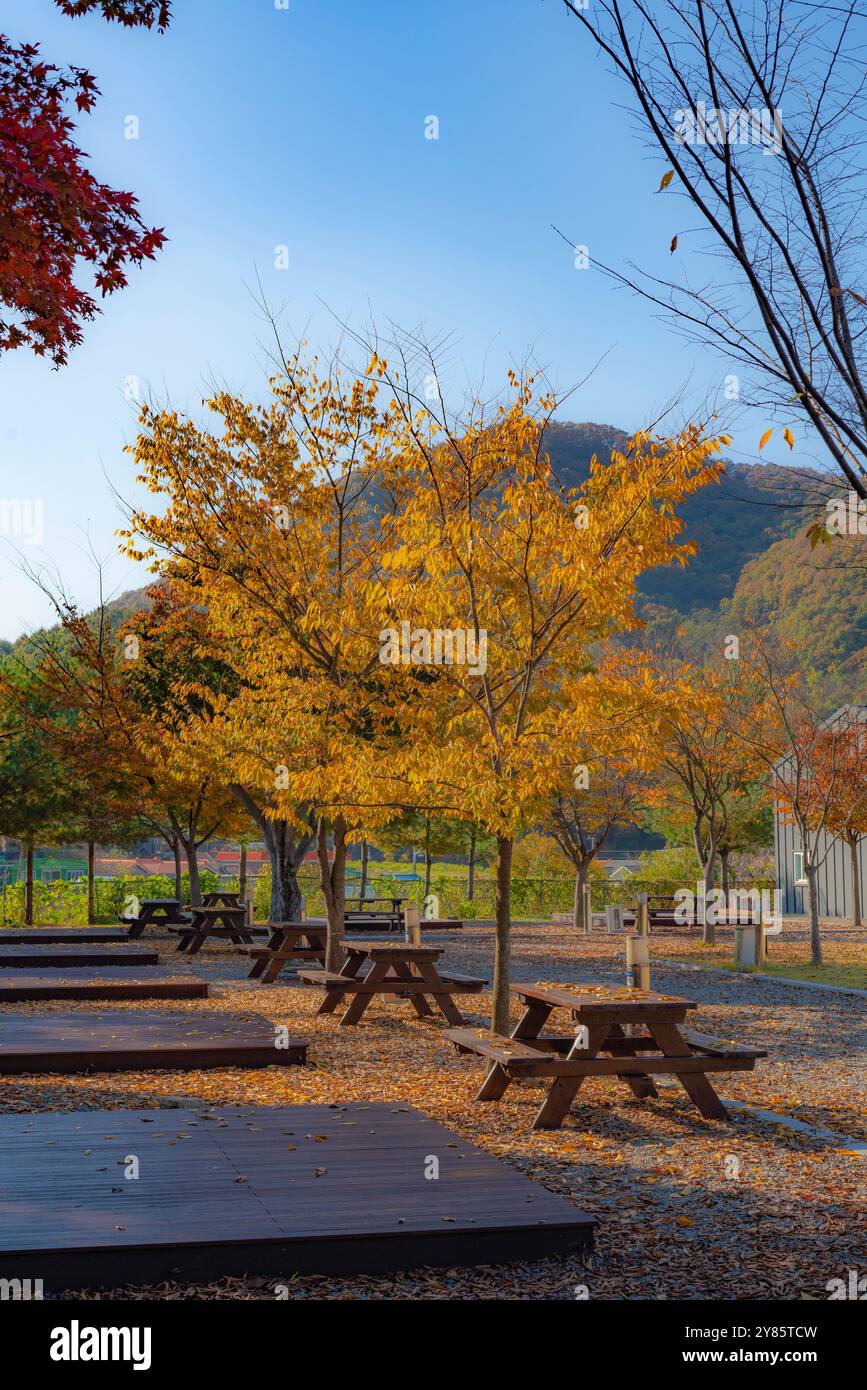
(5, 423), (861, 702)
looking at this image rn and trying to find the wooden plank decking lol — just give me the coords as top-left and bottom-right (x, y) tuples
(0, 1010), (306, 1072)
(0, 929), (133, 945)
(0, 946), (158, 969)
(0, 1103), (593, 1288)
(0, 970), (209, 1002)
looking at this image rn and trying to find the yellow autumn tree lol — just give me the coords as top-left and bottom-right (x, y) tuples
(366, 348), (728, 1027)
(122, 345), (415, 968)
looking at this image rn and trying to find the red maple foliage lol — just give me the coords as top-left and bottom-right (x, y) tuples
(54, 2), (172, 31)
(0, 2), (171, 366)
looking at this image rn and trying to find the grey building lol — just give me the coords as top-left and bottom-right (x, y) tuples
(774, 705), (867, 919)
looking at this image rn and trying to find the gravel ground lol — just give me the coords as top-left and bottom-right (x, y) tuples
(0, 922), (864, 1301)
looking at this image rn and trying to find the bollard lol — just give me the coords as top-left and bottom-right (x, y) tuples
(757, 901), (767, 968)
(636, 892), (650, 936)
(605, 903), (624, 934)
(625, 933), (651, 991)
(404, 903), (421, 946)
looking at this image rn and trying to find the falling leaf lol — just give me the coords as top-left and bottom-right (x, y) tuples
(670, 235), (678, 254)
(758, 429), (773, 449)
(783, 427), (794, 449)
(658, 170), (675, 191)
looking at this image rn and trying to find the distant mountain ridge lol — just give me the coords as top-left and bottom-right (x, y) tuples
(544, 420), (819, 611)
(5, 422), (861, 698)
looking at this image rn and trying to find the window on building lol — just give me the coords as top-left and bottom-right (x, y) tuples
(793, 851), (807, 886)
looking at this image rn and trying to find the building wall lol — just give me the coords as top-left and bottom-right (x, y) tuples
(775, 814), (867, 917)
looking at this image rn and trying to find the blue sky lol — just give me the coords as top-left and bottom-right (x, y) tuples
(1, 0), (794, 637)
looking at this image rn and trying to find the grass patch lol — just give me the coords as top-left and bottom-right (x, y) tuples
(671, 957), (867, 990)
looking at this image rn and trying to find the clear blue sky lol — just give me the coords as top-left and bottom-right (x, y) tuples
(1, 0), (793, 638)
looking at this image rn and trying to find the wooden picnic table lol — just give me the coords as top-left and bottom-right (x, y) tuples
(298, 941), (485, 1026)
(202, 891), (244, 909)
(447, 981), (766, 1130)
(344, 897), (406, 932)
(123, 898), (191, 937)
(246, 923), (328, 983)
(169, 905), (260, 954)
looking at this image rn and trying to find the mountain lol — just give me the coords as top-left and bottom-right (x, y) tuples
(544, 421), (820, 611)
(4, 424), (861, 699)
(673, 530), (867, 703)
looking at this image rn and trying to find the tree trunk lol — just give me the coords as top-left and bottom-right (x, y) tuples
(318, 815), (347, 972)
(701, 853), (716, 944)
(230, 786), (314, 923)
(491, 835), (513, 1032)
(87, 839), (96, 925)
(185, 841), (202, 906)
(24, 841), (34, 926)
(804, 858), (823, 966)
(849, 833), (862, 927)
(359, 838), (369, 900)
(172, 835), (183, 902)
(467, 827), (476, 900)
(572, 861), (590, 932)
(423, 816), (432, 897)
(239, 842), (247, 903)
(720, 848), (730, 899)
(692, 817), (717, 945)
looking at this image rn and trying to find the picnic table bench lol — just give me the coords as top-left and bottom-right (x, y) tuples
(168, 905), (261, 954)
(446, 981), (765, 1129)
(245, 923), (328, 983)
(298, 941), (485, 1026)
(122, 898), (191, 937)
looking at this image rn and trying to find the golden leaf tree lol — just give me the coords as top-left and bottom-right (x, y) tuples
(367, 348), (728, 1027)
(122, 346), (410, 967)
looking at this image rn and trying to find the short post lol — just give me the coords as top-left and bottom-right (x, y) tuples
(735, 915), (761, 970)
(756, 900), (766, 969)
(245, 889), (254, 928)
(636, 892), (650, 936)
(583, 882), (593, 934)
(625, 933), (651, 992)
(404, 903), (421, 946)
(605, 903), (624, 933)
(298, 893), (306, 924)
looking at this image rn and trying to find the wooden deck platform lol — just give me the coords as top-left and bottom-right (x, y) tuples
(0, 946), (158, 969)
(0, 1010), (307, 1072)
(0, 928), (133, 945)
(0, 1103), (593, 1288)
(0, 970), (209, 1002)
